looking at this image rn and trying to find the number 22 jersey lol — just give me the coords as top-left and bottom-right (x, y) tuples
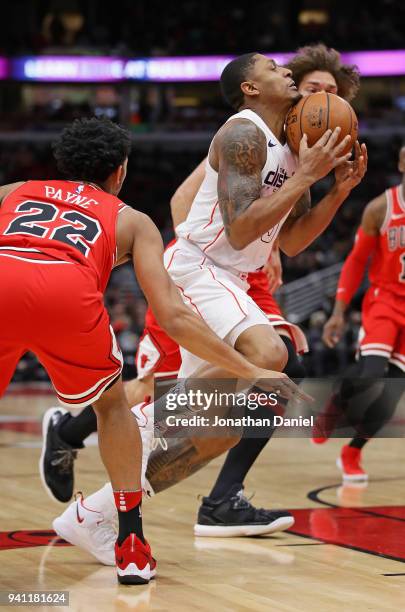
(0, 180), (127, 292)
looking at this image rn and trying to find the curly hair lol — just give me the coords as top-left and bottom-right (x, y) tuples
(286, 44), (360, 102)
(53, 117), (132, 183)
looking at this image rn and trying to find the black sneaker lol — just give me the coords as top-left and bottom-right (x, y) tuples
(39, 407), (82, 503)
(194, 484), (295, 537)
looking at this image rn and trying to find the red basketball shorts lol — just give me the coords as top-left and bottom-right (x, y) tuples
(135, 320), (181, 381)
(358, 286), (405, 371)
(0, 257), (123, 407)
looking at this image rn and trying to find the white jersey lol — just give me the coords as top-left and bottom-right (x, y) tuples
(176, 109), (297, 273)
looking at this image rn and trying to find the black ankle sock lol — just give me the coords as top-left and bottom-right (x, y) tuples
(208, 394), (278, 501)
(114, 490), (144, 545)
(117, 506), (144, 546)
(349, 436), (368, 450)
(208, 435), (271, 501)
(57, 405), (97, 448)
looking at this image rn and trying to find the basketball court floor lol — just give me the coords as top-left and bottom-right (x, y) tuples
(1, 389), (405, 611)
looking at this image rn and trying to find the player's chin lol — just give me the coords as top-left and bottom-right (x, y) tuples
(289, 89), (302, 105)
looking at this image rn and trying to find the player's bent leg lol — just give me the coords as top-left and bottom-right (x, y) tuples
(93, 379), (156, 584)
(233, 324), (288, 372)
(124, 375), (154, 407)
(337, 356), (390, 482)
(194, 333), (294, 538)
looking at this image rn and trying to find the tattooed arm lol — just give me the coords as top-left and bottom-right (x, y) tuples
(213, 120), (354, 250)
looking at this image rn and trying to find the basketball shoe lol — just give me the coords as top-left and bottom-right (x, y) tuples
(39, 407), (81, 503)
(53, 489), (156, 583)
(312, 393), (346, 444)
(40, 400), (159, 503)
(336, 445), (368, 481)
(194, 484), (295, 537)
(116, 534), (156, 585)
(53, 487), (117, 565)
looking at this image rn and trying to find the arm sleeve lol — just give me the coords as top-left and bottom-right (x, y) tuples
(336, 227), (378, 305)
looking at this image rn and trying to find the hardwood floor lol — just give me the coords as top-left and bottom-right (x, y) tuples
(1, 390), (404, 611)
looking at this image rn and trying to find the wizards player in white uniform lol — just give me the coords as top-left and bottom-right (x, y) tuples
(46, 53), (367, 563)
(168, 52), (366, 379)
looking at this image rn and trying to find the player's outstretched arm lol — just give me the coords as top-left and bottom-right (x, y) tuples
(214, 121), (352, 250)
(170, 158), (206, 228)
(322, 193), (384, 348)
(116, 208), (310, 401)
(279, 141), (368, 256)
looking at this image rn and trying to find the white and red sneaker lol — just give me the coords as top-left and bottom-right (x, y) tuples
(116, 533), (156, 585)
(336, 445), (368, 481)
(53, 488), (117, 565)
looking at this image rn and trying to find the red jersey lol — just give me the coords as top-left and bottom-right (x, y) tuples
(369, 185), (405, 295)
(0, 180), (127, 292)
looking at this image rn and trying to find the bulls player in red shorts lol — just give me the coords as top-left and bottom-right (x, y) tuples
(0, 118), (301, 583)
(318, 145), (405, 480)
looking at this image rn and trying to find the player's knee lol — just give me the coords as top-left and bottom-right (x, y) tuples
(92, 379), (129, 414)
(249, 336), (288, 372)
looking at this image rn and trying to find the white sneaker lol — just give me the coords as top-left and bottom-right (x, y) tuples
(53, 489), (117, 566)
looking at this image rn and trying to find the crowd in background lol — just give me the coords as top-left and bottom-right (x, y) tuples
(1, 0), (403, 56)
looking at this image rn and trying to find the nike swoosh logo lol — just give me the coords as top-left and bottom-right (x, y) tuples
(391, 213), (405, 221)
(116, 556), (124, 564)
(76, 502), (84, 524)
(268, 140), (276, 147)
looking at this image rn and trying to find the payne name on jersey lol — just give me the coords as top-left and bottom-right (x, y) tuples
(44, 185), (99, 209)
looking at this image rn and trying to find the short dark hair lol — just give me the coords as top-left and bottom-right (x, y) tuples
(286, 44), (360, 102)
(220, 53), (258, 111)
(53, 117), (132, 182)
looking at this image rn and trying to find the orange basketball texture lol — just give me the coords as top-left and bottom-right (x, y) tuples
(285, 91), (358, 156)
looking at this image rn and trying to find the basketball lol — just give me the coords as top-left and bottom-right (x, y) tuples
(285, 91), (358, 156)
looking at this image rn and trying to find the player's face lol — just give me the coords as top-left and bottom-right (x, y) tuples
(248, 54), (301, 107)
(298, 71), (338, 97)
